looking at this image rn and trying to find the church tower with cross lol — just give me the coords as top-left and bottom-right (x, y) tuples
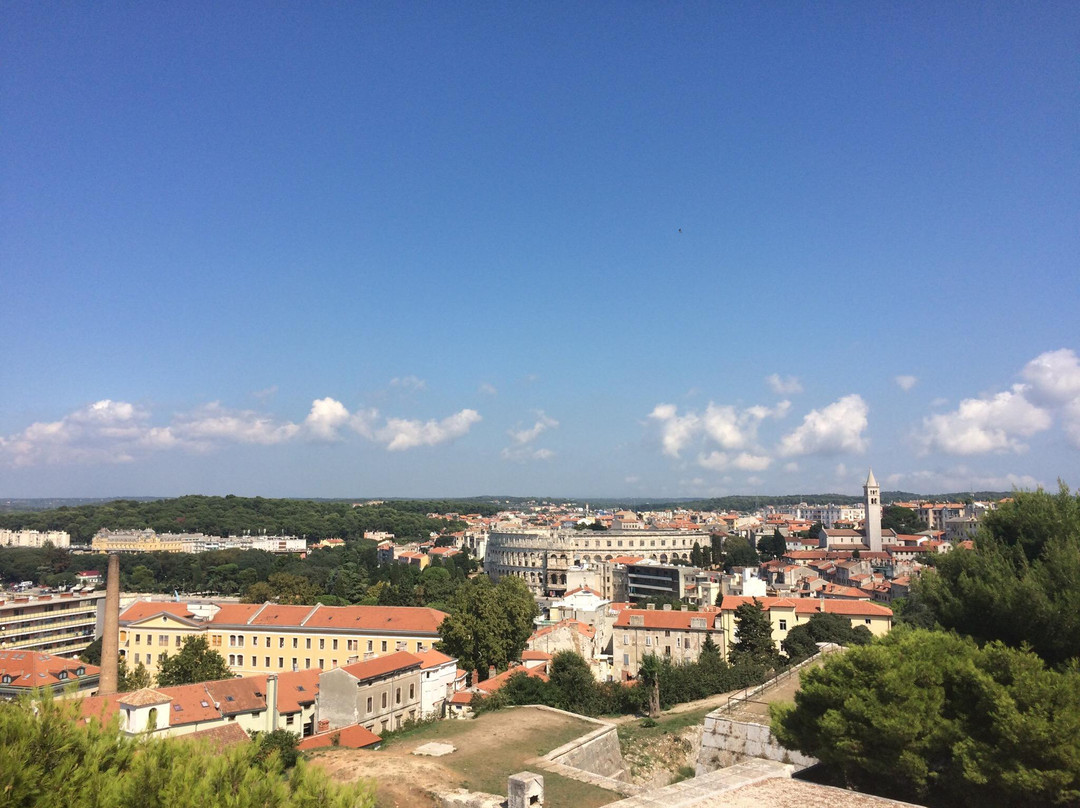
(864, 468), (883, 553)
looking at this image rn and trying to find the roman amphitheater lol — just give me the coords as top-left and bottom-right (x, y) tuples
(486, 528), (712, 597)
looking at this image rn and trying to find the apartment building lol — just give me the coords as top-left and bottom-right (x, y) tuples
(0, 591), (105, 657)
(0, 529), (71, 549)
(91, 529), (305, 554)
(612, 606), (723, 680)
(317, 651), (423, 735)
(718, 596), (893, 650)
(118, 600), (446, 679)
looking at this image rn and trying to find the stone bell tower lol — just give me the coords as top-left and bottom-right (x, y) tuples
(864, 468), (882, 553)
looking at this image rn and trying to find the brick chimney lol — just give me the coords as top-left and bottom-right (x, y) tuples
(98, 553), (121, 696)
(266, 673), (279, 733)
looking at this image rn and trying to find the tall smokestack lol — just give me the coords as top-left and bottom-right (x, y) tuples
(99, 553), (121, 696)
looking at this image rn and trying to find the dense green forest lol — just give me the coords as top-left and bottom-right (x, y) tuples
(0, 541), (477, 612)
(0, 495), (497, 543)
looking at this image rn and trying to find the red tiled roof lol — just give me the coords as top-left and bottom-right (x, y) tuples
(298, 724), (381, 750)
(613, 608), (718, 630)
(339, 651), (422, 682)
(241, 604), (316, 627)
(476, 663), (548, 693)
(413, 649), (455, 670)
(521, 650), (552, 661)
(119, 602), (196, 623)
(0, 650), (99, 689)
(301, 605), (447, 634)
(185, 722), (250, 750)
(208, 603), (264, 625)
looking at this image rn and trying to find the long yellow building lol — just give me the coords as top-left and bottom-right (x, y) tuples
(118, 600), (447, 679)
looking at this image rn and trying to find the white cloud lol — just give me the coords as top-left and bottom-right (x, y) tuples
(502, 411), (558, 461)
(784, 462), (799, 472)
(377, 409), (481, 451)
(895, 375), (918, 391)
(698, 451), (772, 472)
(252, 385), (279, 401)
(1020, 349), (1080, 406)
(650, 400), (787, 463)
(0, 400), (157, 466)
(914, 385), (1051, 455)
(173, 403), (301, 446)
(766, 374), (803, 395)
(649, 404), (701, 458)
(478, 382), (498, 396)
(778, 394), (869, 457)
(888, 466), (1043, 493)
(389, 375), (427, 392)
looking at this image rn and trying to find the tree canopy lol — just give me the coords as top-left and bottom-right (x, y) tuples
(728, 598), (778, 668)
(0, 693), (372, 808)
(436, 576), (538, 679)
(917, 483), (1080, 667)
(155, 635), (232, 687)
(881, 505), (928, 534)
(771, 628), (1080, 807)
(780, 611), (872, 663)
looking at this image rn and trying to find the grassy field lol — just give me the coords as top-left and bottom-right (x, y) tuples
(314, 707), (620, 808)
(385, 710), (618, 808)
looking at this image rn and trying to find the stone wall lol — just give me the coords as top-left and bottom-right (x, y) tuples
(546, 722), (625, 780)
(696, 715), (817, 774)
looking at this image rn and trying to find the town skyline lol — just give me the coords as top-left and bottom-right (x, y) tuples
(4, 4), (1077, 499)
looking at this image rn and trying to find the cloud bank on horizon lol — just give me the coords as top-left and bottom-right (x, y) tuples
(1, 349), (1076, 496)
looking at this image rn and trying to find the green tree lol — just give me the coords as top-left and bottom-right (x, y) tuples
(780, 612), (872, 663)
(638, 653), (662, 718)
(0, 692), (373, 807)
(127, 564), (156, 592)
(722, 536), (759, 570)
(771, 628), (1080, 806)
(118, 656), (153, 691)
(156, 635), (232, 687)
(728, 598), (777, 668)
(80, 636), (103, 665)
(436, 576), (538, 679)
(918, 483), (1080, 666)
(756, 529), (787, 560)
(881, 505), (928, 534)
(690, 542), (704, 567)
(548, 651), (602, 715)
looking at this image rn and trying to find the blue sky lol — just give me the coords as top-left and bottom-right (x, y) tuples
(2, 2), (1078, 499)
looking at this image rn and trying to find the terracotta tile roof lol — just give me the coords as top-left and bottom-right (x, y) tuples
(613, 608), (719, 630)
(301, 605), (447, 634)
(119, 602), (196, 623)
(610, 556), (645, 565)
(185, 722), (250, 750)
(521, 650), (553, 661)
(339, 651), (422, 682)
(298, 724), (381, 750)
(119, 688), (172, 707)
(0, 650), (99, 689)
(203, 677), (267, 715)
(208, 603), (264, 625)
(413, 649), (455, 670)
(449, 690), (474, 704)
(275, 669), (320, 713)
(241, 604), (316, 627)
(476, 663), (548, 693)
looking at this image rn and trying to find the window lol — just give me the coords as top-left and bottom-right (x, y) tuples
(676, 637), (682, 648)
(623, 634), (629, 646)
(865, 619), (872, 625)
(285, 714), (294, 725)
(645, 636), (652, 646)
(145, 654), (151, 664)
(237, 655), (244, 666)
(238, 636), (244, 647)
(292, 638), (298, 649)
(409, 684), (414, 699)
(366, 697), (373, 713)
(396, 641), (406, 651)
(332, 639), (338, 650)
(396, 688), (401, 704)
(265, 657), (270, 668)
(381, 693), (387, 709)
(305, 658), (310, 668)
(365, 640), (372, 652)
(278, 657), (284, 668)
(348, 640), (358, 651)
(229, 635), (236, 647)
(306, 638), (311, 649)
(292, 658), (297, 669)
(319, 638), (325, 650)
(381, 641), (387, 652)
(266, 637), (271, 647)
(623, 654), (630, 666)
(319, 659), (324, 669)
(779, 620), (787, 631)
(279, 638), (285, 648)
(332, 659), (337, 667)
(175, 636), (181, 648)
(135, 633), (141, 644)
(665, 630), (670, 637)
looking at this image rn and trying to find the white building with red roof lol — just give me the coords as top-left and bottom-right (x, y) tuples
(0, 649), (99, 698)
